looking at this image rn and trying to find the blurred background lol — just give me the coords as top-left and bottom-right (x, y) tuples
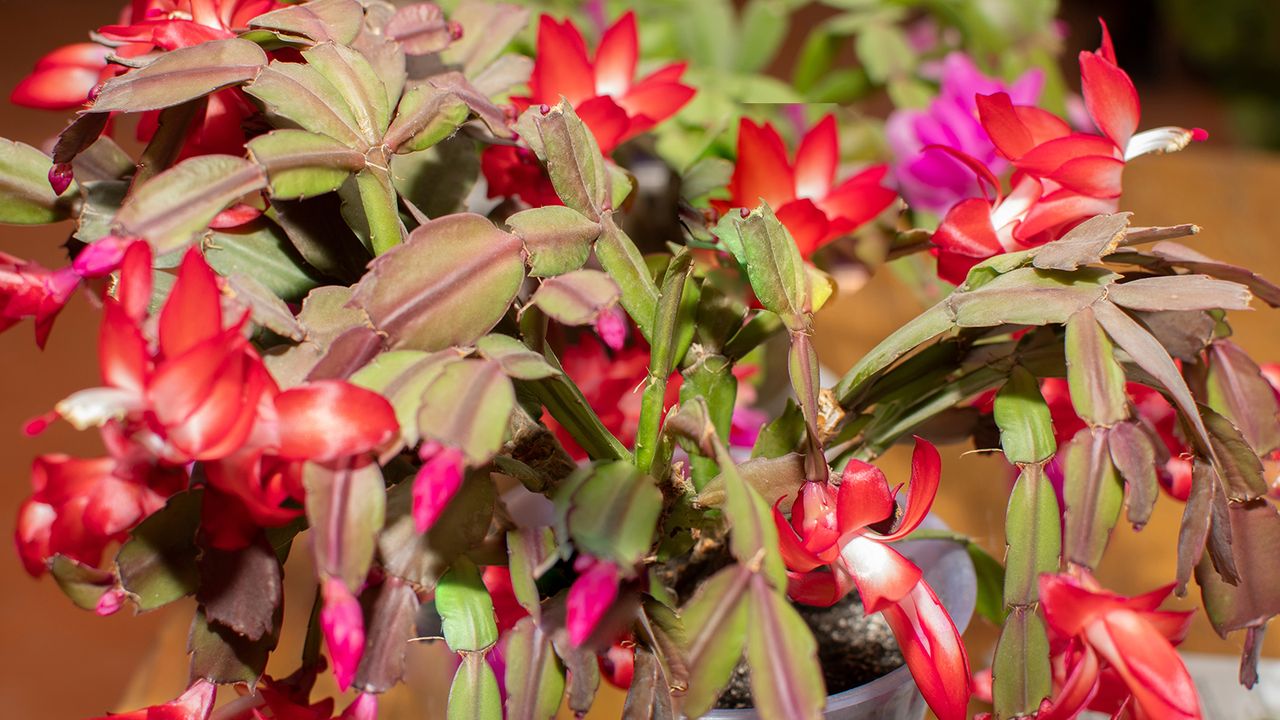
(2, 0), (1279, 717)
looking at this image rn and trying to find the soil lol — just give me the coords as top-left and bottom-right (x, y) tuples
(713, 592), (905, 709)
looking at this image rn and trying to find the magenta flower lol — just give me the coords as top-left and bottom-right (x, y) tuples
(412, 442), (466, 533)
(885, 53), (1043, 215)
(320, 578), (366, 692)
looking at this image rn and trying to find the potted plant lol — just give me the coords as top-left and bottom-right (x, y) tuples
(5, 1), (1277, 719)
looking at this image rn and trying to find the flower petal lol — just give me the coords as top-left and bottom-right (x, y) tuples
(878, 436), (942, 541)
(775, 198), (830, 259)
(615, 79), (695, 143)
(835, 459), (895, 535)
(786, 566), (853, 607)
(728, 118), (796, 209)
(321, 578), (366, 692)
(881, 580), (972, 720)
(839, 535), (922, 612)
(594, 11), (637, 98)
(566, 560), (620, 646)
(575, 94), (630, 154)
(1085, 610), (1201, 720)
(932, 198), (1001, 285)
(794, 115), (838, 200)
(159, 248), (223, 359)
(772, 500), (826, 573)
(1079, 50), (1140, 150)
(274, 380), (399, 462)
(412, 444), (465, 532)
(529, 16), (595, 106)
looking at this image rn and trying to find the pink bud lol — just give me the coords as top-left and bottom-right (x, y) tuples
(73, 235), (133, 278)
(594, 307), (627, 352)
(339, 692), (378, 720)
(171, 679), (217, 719)
(412, 443), (466, 533)
(95, 587), (126, 616)
(48, 163), (73, 195)
(739, 207), (750, 218)
(447, 21), (464, 41)
(566, 559), (620, 646)
(320, 578), (366, 692)
(1191, 127), (1210, 142)
(539, 103), (551, 115)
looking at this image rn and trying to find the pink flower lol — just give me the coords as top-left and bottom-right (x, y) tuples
(1036, 573), (1200, 720)
(412, 442), (466, 532)
(0, 252), (82, 347)
(772, 438), (970, 720)
(886, 53), (1043, 215)
(714, 115), (897, 259)
(517, 12), (694, 153)
(566, 556), (620, 646)
(320, 577), (366, 692)
(87, 679), (216, 720)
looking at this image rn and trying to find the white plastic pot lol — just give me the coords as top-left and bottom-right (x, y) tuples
(703, 515), (978, 720)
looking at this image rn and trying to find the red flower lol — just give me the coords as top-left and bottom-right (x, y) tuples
(1036, 573), (1200, 720)
(0, 252), (81, 347)
(16, 436), (186, 576)
(714, 115), (897, 259)
(517, 12), (694, 153)
(10, 43), (115, 110)
(772, 438), (971, 720)
(931, 21), (1204, 284)
(88, 679), (216, 720)
(543, 331), (681, 460)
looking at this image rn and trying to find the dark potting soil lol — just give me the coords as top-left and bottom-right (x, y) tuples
(713, 592), (905, 709)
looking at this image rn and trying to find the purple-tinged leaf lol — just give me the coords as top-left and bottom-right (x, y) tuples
(549, 618), (603, 715)
(679, 564), (750, 719)
(0, 139), (72, 224)
(250, 0), (365, 45)
(471, 53), (534, 98)
(1131, 310), (1215, 361)
(1002, 464), (1060, 606)
(531, 101), (609, 218)
(504, 616), (566, 720)
(52, 112), (111, 174)
(476, 335), (560, 380)
(508, 205), (601, 278)
(565, 461), (663, 567)
(991, 607), (1052, 718)
(440, 2), (529, 76)
(115, 155), (267, 252)
(386, 4), (458, 55)
(352, 213), (525, 351)
(1205, 481), (1239, 584)
(745, 574), (825, 720)
(247, 130), (366, 200)
(71, 136), (132, 185)
(188, 607), (279, 685)
(304, 461), (385, 590)
(428, 72), (512, 139)
(993, 366), (1056, 464)
(1108, 422), (1160, 529)
(1151, 241), (1280, 307)
(1196, 499), (1280, 635)
(379, 469), (496, 589)
(197, 534), (282, 641)
(49, 556), (115, 612)
(1206, 341), (1280, 456)
(115, 490), (201, 611)
(349, 350), (458, 450)
(418, 358), (515, 464)
(91, 39), (266, 113)
(1061, 427), (1123, 569)
(948, 267), (1116, 328)
(304, 43), (392, 142)
(245, 61), (365, 146)
(530, 270), (621, 326)
(1032, 212), (1131, 271)
(1064, 305), (1127, 427)
(1176, 461), (1214, 595)
(385, 83), (469, 152)
(448, 653), (502, 720)
(507, 528), (556, 620)
(640, 599), (689, 694)
(622, 645), (676, 720)
(224, 273), (306, 341)
(1108, 275), (1252, 312)
(436, 556), (498, 652)
(1202, 407), (1269, 501)
(306, 326), (385, 382)
(353, 577), (420, 692)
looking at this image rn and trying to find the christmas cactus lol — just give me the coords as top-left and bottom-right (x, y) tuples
(5, 1), (1278, 719)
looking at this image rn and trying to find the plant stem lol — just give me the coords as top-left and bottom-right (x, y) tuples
(636, 251), (693, 475)
(723, 310), (783, 362)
